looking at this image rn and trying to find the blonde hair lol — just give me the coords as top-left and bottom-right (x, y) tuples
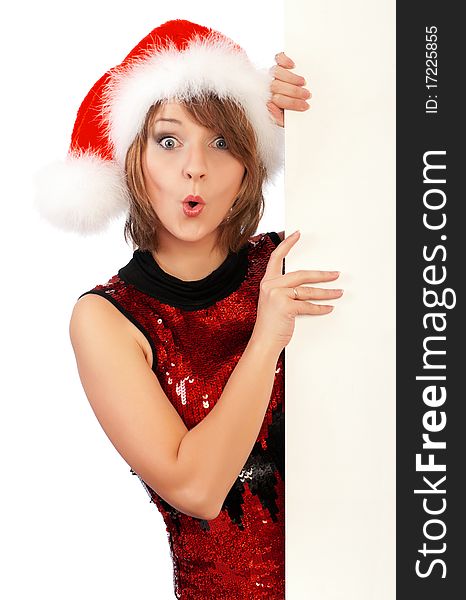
(124, 93), (267, 255)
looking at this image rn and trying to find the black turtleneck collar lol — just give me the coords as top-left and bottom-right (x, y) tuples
(118, 244), (250, 311)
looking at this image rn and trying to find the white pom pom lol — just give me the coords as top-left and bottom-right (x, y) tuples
(33, 152), (129, 234)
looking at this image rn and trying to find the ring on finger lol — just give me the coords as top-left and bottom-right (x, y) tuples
(293, 287), (299, 299)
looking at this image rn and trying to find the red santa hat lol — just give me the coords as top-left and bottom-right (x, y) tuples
(34, 19), (283, 235)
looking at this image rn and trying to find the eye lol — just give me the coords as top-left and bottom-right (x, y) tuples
(213, 137), (228, 150)
(156, 136), (179, 150)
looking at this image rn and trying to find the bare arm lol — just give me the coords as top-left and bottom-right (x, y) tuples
(176, 235), (285, 518)
(177, 229), (341, 518)
(176, 335), (280, 519)
(70, 294), (279, 521)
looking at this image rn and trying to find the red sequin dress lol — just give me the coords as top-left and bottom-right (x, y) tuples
(78, 232), (284, 599)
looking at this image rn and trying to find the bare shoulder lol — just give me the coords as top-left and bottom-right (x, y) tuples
(70, 294), (153, 368)
(68, 292), (208, 517)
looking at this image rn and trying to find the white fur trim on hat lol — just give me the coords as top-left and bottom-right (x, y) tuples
(103, 35), (284, 180)
(34, 152), (129, 234)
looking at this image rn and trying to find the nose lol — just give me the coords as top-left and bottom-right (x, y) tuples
(182, 143), (207, 181)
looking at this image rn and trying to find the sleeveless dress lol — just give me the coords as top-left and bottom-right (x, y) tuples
(78, 232), (285, 599)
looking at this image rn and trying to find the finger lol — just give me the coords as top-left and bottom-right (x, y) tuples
(292, 286), (344, 300)
(264, 231), (301, 278)
(266, 102), (284, 127)
(295, 302), (335, 316)
(270, 64), (306, 86)
(270, 92), (310, 112)
(274, 52), (295, 68)
(276, 270), (341, 287)
(270, 79), (311, 100)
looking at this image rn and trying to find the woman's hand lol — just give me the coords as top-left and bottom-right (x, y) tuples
(251, 231), (343, 356)
(267, 52), (312, 127)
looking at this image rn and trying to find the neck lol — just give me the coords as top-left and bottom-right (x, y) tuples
(151, 231), (229, 281)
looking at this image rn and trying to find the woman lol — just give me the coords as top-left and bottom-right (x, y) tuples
(35, 19), (342, 599)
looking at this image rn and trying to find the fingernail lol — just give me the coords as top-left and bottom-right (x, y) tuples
(292, 230), (300, 236)
(282, 53), (295, 67)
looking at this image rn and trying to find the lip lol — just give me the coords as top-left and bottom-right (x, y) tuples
(182, 198), (205, 217)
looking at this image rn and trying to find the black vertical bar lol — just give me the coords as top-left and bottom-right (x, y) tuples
(397, 2), (464, 597)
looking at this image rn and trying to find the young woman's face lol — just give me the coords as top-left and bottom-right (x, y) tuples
(142, 102), (246, 246)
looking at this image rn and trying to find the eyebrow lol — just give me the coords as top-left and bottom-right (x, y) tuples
(154, 118), (182, 125)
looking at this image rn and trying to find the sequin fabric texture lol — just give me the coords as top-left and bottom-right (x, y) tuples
(79, 233), (284, 599)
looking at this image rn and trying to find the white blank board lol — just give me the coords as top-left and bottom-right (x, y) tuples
(284, 1), (396, 598)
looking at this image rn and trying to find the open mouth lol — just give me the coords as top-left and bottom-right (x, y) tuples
(183, 200), (204, 216)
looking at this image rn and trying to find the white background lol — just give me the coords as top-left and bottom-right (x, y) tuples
(1, 2), (283, 599)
